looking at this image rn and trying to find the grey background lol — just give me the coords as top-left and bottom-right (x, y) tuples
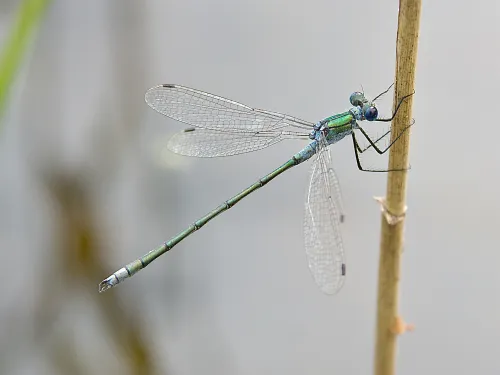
(1, 0), (499, 374)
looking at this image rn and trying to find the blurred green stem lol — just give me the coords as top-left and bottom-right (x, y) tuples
(0, 0), (51, 119)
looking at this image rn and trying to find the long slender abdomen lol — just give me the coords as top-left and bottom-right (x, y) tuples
(98, 142), (319, 292)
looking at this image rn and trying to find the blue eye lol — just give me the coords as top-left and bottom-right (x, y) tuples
(349, 92), (364, 106)
(364, 106), (378, 121)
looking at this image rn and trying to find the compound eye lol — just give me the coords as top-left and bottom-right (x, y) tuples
(364, 106), (378, 121)
(349, 92), (364, 106)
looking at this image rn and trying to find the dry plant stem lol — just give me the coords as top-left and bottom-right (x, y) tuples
(374, 1), (421, 375)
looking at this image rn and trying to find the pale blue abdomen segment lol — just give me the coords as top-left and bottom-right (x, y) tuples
(294, 140), (318, 164)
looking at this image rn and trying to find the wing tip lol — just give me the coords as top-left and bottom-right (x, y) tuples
(145, 84), (177, 94)
(321, 278), (346, 295)
(145, 84), (178, 105)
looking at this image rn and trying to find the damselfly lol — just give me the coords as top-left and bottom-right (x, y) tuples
(99, 84), (413, 295)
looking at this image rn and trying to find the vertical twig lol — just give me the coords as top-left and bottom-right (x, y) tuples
(374, 1), (421, 375)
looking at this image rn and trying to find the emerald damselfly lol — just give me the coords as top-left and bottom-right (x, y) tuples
(99, 84), (412, 295)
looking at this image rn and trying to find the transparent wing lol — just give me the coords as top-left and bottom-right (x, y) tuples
(304, 141), (345, 295)
(168, 128), (308, 157)
(317, 137), (345, 223)
(145, 84), (314, 132)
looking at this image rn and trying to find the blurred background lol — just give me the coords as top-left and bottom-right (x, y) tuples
(1, 0), (499, 374)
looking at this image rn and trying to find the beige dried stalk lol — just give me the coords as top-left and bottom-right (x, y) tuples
(374, 1), (421, 375)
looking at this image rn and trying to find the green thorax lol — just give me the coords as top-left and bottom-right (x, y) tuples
(324, 111), (353, 130)
(322, 111), (354, 142)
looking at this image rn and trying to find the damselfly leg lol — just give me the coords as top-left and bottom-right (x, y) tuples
(351, 120), (414, 172)
(375, 91), (415, 122)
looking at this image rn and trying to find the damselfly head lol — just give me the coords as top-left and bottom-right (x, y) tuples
(350, 91), (378, 121)
(349, 91), (366, 107)
(363, 104), (378, 121)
